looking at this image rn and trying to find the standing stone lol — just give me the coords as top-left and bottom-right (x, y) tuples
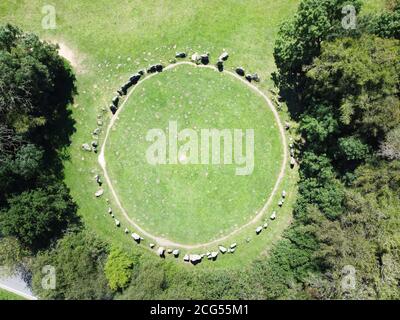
(157, 247), (165, 257)
(256, 226), (262, 235)
(290, 157), (296, 168)
(110, 104), (118, 115)
(219, 52), (229, 61)
(190, 254), (202, 264)
(155, 64), (164, 72)
(210, 252), (218, 260)
(236, 67), (245, 76)
(251, 73), (260, 82)
(216, 60), (224, 72)
(129, 73), (141, 84)
(173, 249), (180, 257)
(95, 189), (104, 197)
(270, 211), (277, 220)
(191, 53), (201, 64)
(82, 143), (92, 152)
(147, 65), (158, 73)
(219, 246), (227, 254)
(94, 175), (102, 186)
(175, 52), (187, 58)
(112, 96), (119, 107)
(131, 233), (141, 243)
(200, 53), (210, 65)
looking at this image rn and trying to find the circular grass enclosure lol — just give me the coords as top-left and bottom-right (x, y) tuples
(105, 63), (283, 245)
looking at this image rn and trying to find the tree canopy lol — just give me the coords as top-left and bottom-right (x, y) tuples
(31, 231), (112, 300)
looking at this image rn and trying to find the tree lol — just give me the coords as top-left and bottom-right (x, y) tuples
(0, 125), (22, 163)
(0, 23), (76, 151)
(337, 136), (370, 162)
(306, 36), (400, 141)
(299, 105), (339, 147)
(105, 247), (136, 292)
(31, 231), (112, 300)
(366, 0), (400, 39)
(0, 237), (28, 275)
(0, 181), (78, 251)
(118, 260), (167, 300)
(0, 24), (78, 251)
(379, 126), (400, 160)
(274, 0), (361, 91)
(270, 0), (400, 301)
(12, 144), (43, 179)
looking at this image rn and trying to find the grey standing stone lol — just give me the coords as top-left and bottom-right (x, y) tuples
(219, 246), (227, 254)
(82, 143), (92, 152)
(157, 247), (165, 257)
(175, 52), (187, 58)
(236, 67), (245, 76)
(219, 52), (229, 61)
(95, 189), (104, 197)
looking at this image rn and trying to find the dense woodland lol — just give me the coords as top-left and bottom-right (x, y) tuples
(0, 0), (399, 300)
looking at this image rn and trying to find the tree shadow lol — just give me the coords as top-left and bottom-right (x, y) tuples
(30, 59), (78, 180)
(271, 72), (304, 121)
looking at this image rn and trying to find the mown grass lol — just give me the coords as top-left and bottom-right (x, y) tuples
(106, 64), (282, 244)
(1, 0), (299, 268)
(0, 288), (25, 300)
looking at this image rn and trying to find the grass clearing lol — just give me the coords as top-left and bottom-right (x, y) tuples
(105, 63), (283, 245)
(1, 0), (300, 267)
(0, 288), (25, 300)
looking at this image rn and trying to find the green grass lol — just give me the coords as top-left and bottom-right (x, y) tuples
(362, 0), (387, 14)
(106, 64), (282, 244)
(0, 0), (299, 267)
(0, 288), (25, 300)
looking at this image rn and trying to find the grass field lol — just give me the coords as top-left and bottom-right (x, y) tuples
(105, 63), (283, 244)
(0, 288), (25, 300)
(0, 0), (382, 268)
(0, 0), (299, 267)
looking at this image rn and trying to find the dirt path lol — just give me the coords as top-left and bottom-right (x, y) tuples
(50, 40), (85, 74)
(98, 61), (288, 250)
